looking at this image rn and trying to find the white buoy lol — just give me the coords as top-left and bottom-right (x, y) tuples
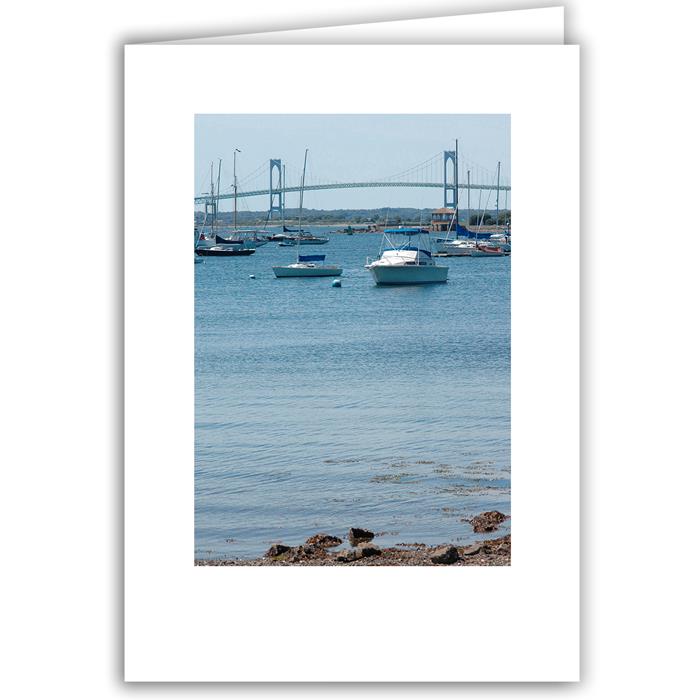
(249, 274), (256, 279)
(331, 279), (341, 287)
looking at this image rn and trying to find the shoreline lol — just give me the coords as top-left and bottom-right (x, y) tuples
(195, 515), (510, 566)
(196, 536), (510, 566)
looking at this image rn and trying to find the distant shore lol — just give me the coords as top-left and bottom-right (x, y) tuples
(195, 223), (508, 233)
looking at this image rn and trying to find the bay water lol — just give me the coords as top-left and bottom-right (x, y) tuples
(195, 227), (510, 559)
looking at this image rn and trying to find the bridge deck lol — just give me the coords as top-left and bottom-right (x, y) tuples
(194, 181), (510, 204)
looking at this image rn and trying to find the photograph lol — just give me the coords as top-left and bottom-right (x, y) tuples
(194, 114), (511, 566)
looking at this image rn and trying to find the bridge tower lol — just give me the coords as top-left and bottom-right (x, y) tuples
(269, 159), (284, 220)
(443, 149), (458, 209)
(203, 198), (217, 227)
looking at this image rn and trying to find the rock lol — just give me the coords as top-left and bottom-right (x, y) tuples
(468, 511), (508, 533)
(305, 533), (342, 548)
(481, 535), (511, 555)
(348, 527), (374, 545)
(265, 544), (291, 558)
(461, 543), (482, 556)
(430, 545), (460, 565)
(335, 549), (360, 563)
(357, 544), (382, 558)
(288, 544), (331, 562)
(335, 544), (381, 562)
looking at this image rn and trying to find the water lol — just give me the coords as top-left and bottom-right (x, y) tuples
(195, 227), (510, 559)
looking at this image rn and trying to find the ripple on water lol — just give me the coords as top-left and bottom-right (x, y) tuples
(195, 232), (510, 559)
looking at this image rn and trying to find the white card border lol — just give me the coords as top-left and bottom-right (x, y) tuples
(125, 44), (579, 682)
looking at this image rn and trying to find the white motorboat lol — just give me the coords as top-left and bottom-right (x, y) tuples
(272, 149), (342, 279)
(273, 254), (341, 277)
(366, 227), (448, 285)
(436, 238), (476, 256)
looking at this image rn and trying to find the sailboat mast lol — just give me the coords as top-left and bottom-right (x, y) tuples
(297, 149), (308, 262)
(505, 186), (509, 228)
(215, 158), (222, 238)
(233, 148), (240, 231)
(209, 162), (215, 237)
(477, 189), (483, 230)
(467, 169), (471, 237)
(282, 165), (286, 229)
(496, 161), (501, 230)
(454, 138), (459, 231)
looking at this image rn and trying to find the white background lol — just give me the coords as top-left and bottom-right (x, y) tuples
(125, 44), (578, 682)
(2, 0), (698, 697)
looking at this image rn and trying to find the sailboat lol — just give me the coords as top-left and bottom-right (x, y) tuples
(278, 233), (329, 246)
(277, 220), (329, 246)
(276, 163), (328, 246)
(194, 226), (204, 263)
(267, 165), (297, 242)
(486, 177), (511, 252)
(434, 142), (480, 256)
(436, 207), (478, 256)
(272, 149), (342, 278)
(195, 160), (255, 257)
(214, 149), (268, 249)
(470, 161), (506, 257)
(488, 231), (511, 252)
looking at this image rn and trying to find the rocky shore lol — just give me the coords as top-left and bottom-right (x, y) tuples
(195, 512), (510, 567)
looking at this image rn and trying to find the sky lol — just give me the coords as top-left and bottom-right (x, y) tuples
(194, 114), (510, 212)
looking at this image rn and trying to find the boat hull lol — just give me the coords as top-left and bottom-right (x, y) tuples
(369, 264), (448, 285)
(300, 238), (329, 245)
(279, 238), (329, 246)
(195, 247), (255, 257)
(436, 243), (474, 256)
(272, 266), (342, 278)
(216, 235), (267, 249)
(469, 247), (506, 257)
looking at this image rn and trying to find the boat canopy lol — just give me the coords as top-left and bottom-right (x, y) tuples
(375, 247), (435, 266)
(384, 227), (422, 235)
(299, 254), (325, 262)
(215, 234), (243, 244)
(384, 245), (432, 258)
(455, 222), (492, 240)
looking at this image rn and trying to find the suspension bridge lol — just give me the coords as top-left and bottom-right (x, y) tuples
(194, 149), (511, 217)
